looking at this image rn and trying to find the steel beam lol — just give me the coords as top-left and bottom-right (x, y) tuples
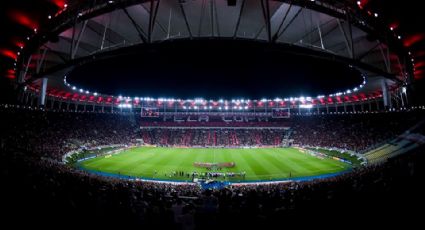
(275, 7), (303, 42)
(72, 20), (88, 58)
(178, 0), (193, 38)
(233, 0), (246, 38)
(337, 19), (353, 58)
(148, 0), (161, 42)
(260, 0), (272, 42)
(273, 2), (293, 42)
(123, 8), (148, 43)
(140, 3), (167, 35)
(36, 49), (48, 74)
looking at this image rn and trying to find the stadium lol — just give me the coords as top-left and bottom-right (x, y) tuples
(1, 0), (425, 228)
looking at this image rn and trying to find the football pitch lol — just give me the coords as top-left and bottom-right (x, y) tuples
(79, 147), (351, 182)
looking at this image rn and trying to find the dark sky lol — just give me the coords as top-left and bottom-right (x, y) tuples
(68, 40), (362, 99)
(1, 0), (424, 102)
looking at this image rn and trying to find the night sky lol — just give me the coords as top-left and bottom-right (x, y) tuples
(68, 40), (362, 99)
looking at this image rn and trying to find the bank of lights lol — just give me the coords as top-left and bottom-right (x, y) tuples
(299, 104), (313, 109)
(118, 104), (132, 108)
(64, 73), (368, 105)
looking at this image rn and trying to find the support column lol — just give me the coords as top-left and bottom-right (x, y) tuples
(381, 79), (392, 109)
(376, 99), (380, 111)
(31, 94), (35, 107)
(400, 89), (405, 108)
(394, 94), (399, 108)
(25, 92), (30, 105)
(38, 78), (48, 107)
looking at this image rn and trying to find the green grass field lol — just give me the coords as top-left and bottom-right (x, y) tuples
(79, 147), (351, 182)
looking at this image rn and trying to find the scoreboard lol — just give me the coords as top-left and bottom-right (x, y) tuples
(141, 107), (159, 117)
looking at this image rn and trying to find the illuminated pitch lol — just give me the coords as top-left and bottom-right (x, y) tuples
(77, 147), (352, 183)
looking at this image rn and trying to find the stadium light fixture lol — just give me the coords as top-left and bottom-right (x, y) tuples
(118, 104), (132, 108)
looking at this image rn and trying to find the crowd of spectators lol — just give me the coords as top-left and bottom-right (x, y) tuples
(1, 106), (139, 161)
(141, 112), (423, 152)
(290, 112), (424, 152)
(141, 128), (287, 146)
(2, 141), (424, 228)
(1, 105), (424, 228)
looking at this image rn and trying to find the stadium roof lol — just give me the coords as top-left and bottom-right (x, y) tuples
(1, 0), (424, 102)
